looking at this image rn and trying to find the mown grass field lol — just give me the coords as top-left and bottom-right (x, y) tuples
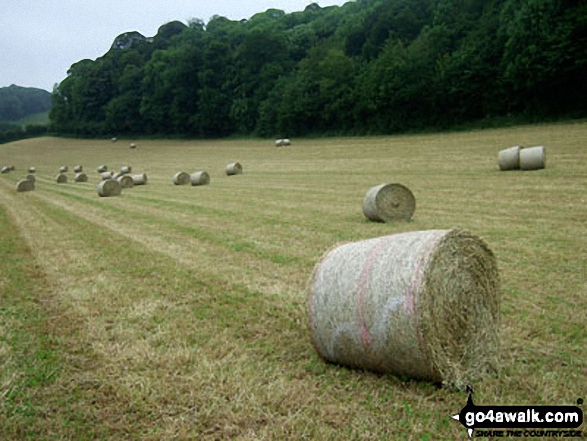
(0, 122), (585, 440)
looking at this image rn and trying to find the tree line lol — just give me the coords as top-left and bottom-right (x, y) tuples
(49, 0), (587, 138)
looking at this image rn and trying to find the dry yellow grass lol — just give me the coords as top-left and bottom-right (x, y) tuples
(0, 121), (586, 439)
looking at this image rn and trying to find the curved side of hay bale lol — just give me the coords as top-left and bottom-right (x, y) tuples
(226, 162), (243, 176)
(97, 180), (122, 197)
(25, 174), (36, 183)
(117, 175), (134, 189)
(56, 174), (68, 184)
(173, 171), (191, 185)
(16, 179), (35, 192)
(101, 171), (113, 180)
(74, 172), (88, 183)
(131, 173), (147, 185)
(28, 167), (36, 174)
(307, 229), (500, 389)
(97, 165), (108, 173)
(73, 165), (83, 173)
(363, 183), (416, 222)
(520, 146), (545, 170)
(190, 171), (210, 186)
(59, 166), (68, 173)
(498, 146), (521, 171)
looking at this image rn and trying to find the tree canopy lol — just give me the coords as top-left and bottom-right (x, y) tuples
(0, 85), (52, 122)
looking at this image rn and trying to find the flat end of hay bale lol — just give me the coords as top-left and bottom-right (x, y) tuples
(173, 171), (191, 185)
(117, 175), (134, 189)
(56, 174), (68, 184)
(16, 179), (35, 192)
(363, 183), (416, 222)
(25, 174), (36, 183)
(97, 179), (122, 197)
(74, 173), (88, 183)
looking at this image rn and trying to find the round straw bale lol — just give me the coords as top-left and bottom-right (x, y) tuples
(111, 137), (118, 142)
(498, 146), (521, 171)
(307, 229), (500, 390)
(363, 183), (416, 222)
(1, 166), (10, 174)
(28, 167), (36, 174)
(282, 138), (291, 146)
(56, 174), (68, 184)
(117, 175), (134, 189)
(97, 165), (108, 173)
(74, 173), (88, 183)
(131, 173), (147, 185)
(25, 174), (36, 183)
(59, 165), (68, 173)
(190, 171), (210, 186)
(97, 179), (122, 197)
(73, 165), (83, 173)
(120, 165), (132, 174)
(101, 171), (114, 180)
(520, 146), (546, 170)
(16, 179), (35, 192)
(173, 171), (190, 185)
(226, 163), (242, 176)
(275, 139), (284, 147)
(129, 142), (136, 149)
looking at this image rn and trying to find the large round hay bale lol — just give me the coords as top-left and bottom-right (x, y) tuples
(498, 146), (521, 171)
(101, 171), (114, 180)
(56, 174), (68, 184)
(28, 167), (36, 174)
(16, 179), (35, 192)
(59, 165), (68, 173)
(73, 165), (83, 173)
(520, 146), (545, 170)
(117, 175), (134, 189)
(120, 165), (132, 175)
(129, 142), (137, 149)
(226, 162), (242, 176)
(307, 229), (500, 389)
(75, 172), (88, 183)
(97, 180), (122, 197)
(25, 174), (36, 183)
(173, 171), (190, 185)
(132, 173), (147, 185)
(97, 165), (108, 173)
(275, 139), (284, 147)
(1, 166), (10, 174)
(190, 171), (210, 186)
(282, 138), (291, 146)
(363, 183), (416, 222)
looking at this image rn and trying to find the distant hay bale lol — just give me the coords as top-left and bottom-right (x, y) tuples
(111, 137), (118, 142)
(275, 139), (284, 147)
(129, 142), (137, 149)
(498, 146), (521, 171)
(1, 166), (10, 174)
(97, 165), (108, 173)
(56, 174), (68, 184)
(97, 179), (122, 197)
(74, 172), (88, 183)
(520, 146), (546, 171)
(120, 165), (132, 175)
(73, 165), (83, 173)
(131, 173), (147, 185)
(59, 165), (68, 173)
(282, 138), (291, 146)
(117, 175), (134, 189)
(173, 172), (190, 185)
(28, 167), (36, 174)
(25, 174), (36, 183)
(307, 229), (500, 390)
(190, 171), (210, 186)
(10, 166), (15, 171)
(101, 171), (114, 180)
(226, 162), (243, 176)
(363, 183), (416, 222)
(16, 179), (35, 192)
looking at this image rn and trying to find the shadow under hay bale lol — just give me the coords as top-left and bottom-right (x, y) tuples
(363, 183), (416, 222)
(307, 229), (500, 390)
(74, 173), (88, 183)
(56, 174), (68, 184)
(498, 146), (521, 171)
(97, 165), (108, 173)
(190, 171), (210, 186)
(117, 175), (133, 189)
(97, 179), (122, 197)
(28, 167), (36, 174)
(173, 172), (190, 185)
(16, 179), (35, 192)
(520, 146), (546, 170)
(132, 173), (147, 185)
(73, 165), (83, 173)
(25, 174), (36, 183)
(226, 163), (242, 176)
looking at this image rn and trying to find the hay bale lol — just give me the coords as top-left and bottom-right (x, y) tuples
(226, 162), (243, 176)
(282, 138), (291, 146)
(520, 146), (546, 170)
(74, 172), (88, 183)
(111, 137), (118, 142)
(120, 165), (132, 175)
(73, 165), (83, 173)
(498, 146), (521, 171)
(28, 167), (36, 174)
(101, 171), (114, 180)
(97, 165), (108, 173)
(10, 166), (15, 171)
(307, 229), (500, 389)
(56, 174), (68, 184)
(363, 183), (416, 222)
(16, 179), (35, 192)
(1, 166), (10, 174)
(129, 142), (137, 149)
(173, 171), (190, 185)
(59, 165), (68, 173)
(275, 139), (284, 147)
(25, 174), (36, 183)
(117, 175), (134, 189)
(97, 180), (122, 197)
(190, 171), (210, 186)
(131, 173), (147, 185)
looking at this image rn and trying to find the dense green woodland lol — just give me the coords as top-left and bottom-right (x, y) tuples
(49, 0), (587, 138)
(0, 85), (51, 122)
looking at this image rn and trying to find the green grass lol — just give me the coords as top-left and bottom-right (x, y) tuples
(0, 122), (585, 439)
(13, 111), (50, 126)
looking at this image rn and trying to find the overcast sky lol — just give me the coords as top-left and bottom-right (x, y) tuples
(0, 0), (349, 92)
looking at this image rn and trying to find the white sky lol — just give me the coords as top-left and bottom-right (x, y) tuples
(0, 0), (349, 92)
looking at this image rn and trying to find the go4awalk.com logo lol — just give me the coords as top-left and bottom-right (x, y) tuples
(451, 387), (584, 439)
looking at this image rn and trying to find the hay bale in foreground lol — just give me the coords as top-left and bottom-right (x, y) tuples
(120, 165), (132, 175)
(56, 174), (68, 184)
(73, 165), (83, 173)
(97, 165), (108, 173)
(16, 179), (35, 192)
(173, 171), (190, 185)
(307, 229), (500, 390)
(190, 171), (210, 186)
(498, 146), (521, 171)
(74, 173), (88, 183)
(520, 146), (546, 170)
(101, 171), (114, 180)
(97, 180), (122, 197)
(363, 183), (416, 222)
(117, 175), (133, 189)
(131, 173), (147, 185)
(25, 174), (36, 183)
(59, 165), (68, 173)
(1, 166), (10, 174)
(226, 162), (243, 176)
(28, 167), (36, 174)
